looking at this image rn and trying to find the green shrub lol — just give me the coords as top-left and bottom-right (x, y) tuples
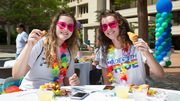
(148, 25), (156, 49)
(10, 28), (18, 45)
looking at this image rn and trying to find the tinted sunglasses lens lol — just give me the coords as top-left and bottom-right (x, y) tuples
(67, 24), (74, 32)
(102, 24), (108, 32)
(109, 21), (117, 28)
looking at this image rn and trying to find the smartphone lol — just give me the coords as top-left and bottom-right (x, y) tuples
(103, 85), (115, 90)
(70, 92), (89, 100)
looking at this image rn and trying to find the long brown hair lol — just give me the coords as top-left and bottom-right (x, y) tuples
(97, 9), (133, 63)
(43, 10), (78, 68)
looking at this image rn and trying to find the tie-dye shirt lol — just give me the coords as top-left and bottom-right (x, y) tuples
(99, 38), (153, 85)
(19, 38), (74, 90)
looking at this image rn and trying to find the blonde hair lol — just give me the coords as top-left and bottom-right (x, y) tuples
(43, 10), (78, 68)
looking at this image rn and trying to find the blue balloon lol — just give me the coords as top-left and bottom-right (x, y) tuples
(155, 41), (161, 46)
(157, 55), (163, 61)
(161, 12), (168, 18)
(158, 36), (164, 43)
(156, 23), (161, 28)
(167, 42), (172, 47)
(158, 18), (164, 24)
(155, 46), (158, 50)
(165, 27), (171, 33)
(161, 51), (167, 57)
(156, 0), (173, 13)
(161, 32), (168, 38)
(155, 28), (159, 32)
(168, 23), (172, 27)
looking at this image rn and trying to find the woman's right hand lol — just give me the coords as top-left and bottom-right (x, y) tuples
(27, 29), (43, 47)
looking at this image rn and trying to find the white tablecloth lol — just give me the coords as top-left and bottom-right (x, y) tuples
(0, 85), (180, 101)
(74, 62), (92, 85)
(3, 60), (16, 67)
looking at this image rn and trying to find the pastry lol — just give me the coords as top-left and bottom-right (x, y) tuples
(127, 32), (138, 43)
(40, 30), (47, 37)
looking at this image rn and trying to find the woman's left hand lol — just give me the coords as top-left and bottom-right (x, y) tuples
(134, 41), (150, 56)
(69, 73), (80, 86)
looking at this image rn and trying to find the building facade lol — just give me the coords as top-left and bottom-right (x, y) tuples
(64, 0), (180, 50)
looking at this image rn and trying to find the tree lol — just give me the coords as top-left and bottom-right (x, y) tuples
(0, 0), (70, 29)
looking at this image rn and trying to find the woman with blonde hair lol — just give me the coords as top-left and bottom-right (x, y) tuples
(13, 10), (80, 90)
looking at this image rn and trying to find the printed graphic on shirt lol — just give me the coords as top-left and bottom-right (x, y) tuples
(107, 54), (138, 73)
(40, 57), (46, 66)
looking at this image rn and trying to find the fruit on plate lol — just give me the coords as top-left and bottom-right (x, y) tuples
(147, 89), (158, 96)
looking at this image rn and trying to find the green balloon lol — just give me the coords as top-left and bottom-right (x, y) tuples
(154, 55), (157, 59)
(155, 19), (159, 23)
(155, 50), (160, 55)
(168, 13), (173, 18)
(166, 61), (171, 66)
(155, 32), (161, 38)
(156, 13), (161, 18)
(162, 22), (168, 28)
(158, 46), (164, 52)
(165, 18), (171, 23)
(158, 27), (164, 34)
(161, 41), (167, 47)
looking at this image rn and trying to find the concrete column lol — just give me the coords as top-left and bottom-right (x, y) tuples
(106, 0), (110, 10)
(76, 5), (79, 18)
(83, 27), (88, 44)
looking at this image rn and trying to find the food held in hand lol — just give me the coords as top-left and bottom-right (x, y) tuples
(127, 32), (138, 43)
(41, 30), (47, 37)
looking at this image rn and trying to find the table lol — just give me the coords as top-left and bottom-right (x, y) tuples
(0, 85), (180, 101)
(3, 60), (16, 67)
(74, 62), (92, 85)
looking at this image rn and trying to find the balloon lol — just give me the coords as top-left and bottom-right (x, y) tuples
(155, 32), (161, 37)
(165, 27), (171, 33)
(161, 51), (167, 57)
(168, 33), (172, 37)
(161, 32), (167, 38)
(158, 36), (164, 43)
(161, 22), (168, 28)
(156, 23), (161, 28)
(155, 28), (159, 32)
(168, 13), (173, 18)
(154, 55), (157, 59)
(161, 12), (168, 18)
(159, 61), (166, 66)
(161, 41), (167, 47)
(168, 23), (172, 27)
(155, 46), (158, 50)
(167, 42), (172, 47)
(163, 56), (170, 61)
(158, 18), (164, 24)
(157, 55), (163, 61)
(155, 41), (161, 46)
(158, 46), (164, 52)
(166, 61), (171, 66)
(77, 21), (81, 30)
(165, 37), (172, 43)
(156, 13), (161, 18)
(158, 27), (164, 34)
(165, 18), (171, 23)
(156, 0), (173, 13)
(155, 19), (159, 23)
(155, 50), (160, 55)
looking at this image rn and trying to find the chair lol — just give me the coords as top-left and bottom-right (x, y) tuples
(145, 76), (154, 87)
(2, 77), (20, 85)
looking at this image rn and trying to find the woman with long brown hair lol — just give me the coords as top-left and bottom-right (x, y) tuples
(97, 10), (164, 85)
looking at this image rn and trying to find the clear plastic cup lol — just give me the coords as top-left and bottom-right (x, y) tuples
(115, 85), (129, 99)
(132, 87), (148, 101)
(37, 90), (53, 101)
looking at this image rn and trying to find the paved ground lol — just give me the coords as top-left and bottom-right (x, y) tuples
(0, 50), (180, 90)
